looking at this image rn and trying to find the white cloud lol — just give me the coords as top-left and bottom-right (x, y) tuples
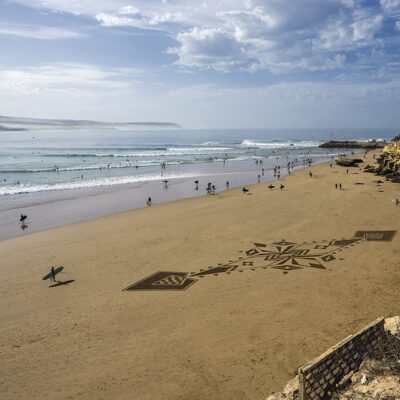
(119, 5), (140, 16)
(396, 20), (400, 29)
(0, 24), (85, 39)
(10, 0), (127, 15)
(167, 27), (246, 72)
(315, 12), (383, 51)
(0, 63), (142, 95)
(9, 0), (392, 74)
(165, 1), (384, 73)
(95, 13), (141, 28)
(380, 0), (400, 14)
(352, 14), (383, 41)
(95, 9), (186, 29)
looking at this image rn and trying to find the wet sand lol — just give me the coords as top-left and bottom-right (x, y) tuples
(0, 161), (316, 242)
(1, 150), (400, 400)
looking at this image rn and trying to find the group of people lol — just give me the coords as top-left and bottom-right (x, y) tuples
(286, 161), (296, 175)
(206, 182), (216, 195)
(273, 165), (281, 179)
(145, 153), (352, 208)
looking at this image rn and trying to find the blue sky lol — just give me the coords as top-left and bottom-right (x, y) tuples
(0, 0), (399, 128)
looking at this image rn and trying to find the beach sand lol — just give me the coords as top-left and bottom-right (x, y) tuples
(1, 151), (400, 400)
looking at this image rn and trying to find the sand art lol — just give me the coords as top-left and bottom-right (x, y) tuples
(124, 230), (397, 291)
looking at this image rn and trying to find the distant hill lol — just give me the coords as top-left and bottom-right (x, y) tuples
(0, 115), (182, 131)
(0, 124), (27, 131)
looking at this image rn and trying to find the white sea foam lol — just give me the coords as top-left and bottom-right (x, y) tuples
(240, 139), (320, 148)
(199, 141), (222, 146)
(0, 172), (210, 196)
(91, 147), (235, 157)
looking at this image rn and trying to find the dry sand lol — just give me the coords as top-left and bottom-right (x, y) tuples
(1, 151), (400, 400)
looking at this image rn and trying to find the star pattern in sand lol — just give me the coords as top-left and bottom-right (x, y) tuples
(124, 230), (396, 291)
(241, 238), (361, 272)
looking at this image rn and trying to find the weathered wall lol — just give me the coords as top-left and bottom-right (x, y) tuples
(298, 317), (385, 400)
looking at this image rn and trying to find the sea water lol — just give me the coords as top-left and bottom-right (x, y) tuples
(0, 128), (395, 197)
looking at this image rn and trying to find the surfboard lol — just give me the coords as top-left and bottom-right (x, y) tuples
(42, 266), (64, 280)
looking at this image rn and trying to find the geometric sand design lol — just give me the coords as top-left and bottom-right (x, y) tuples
(354, 230), (397, 241)
(124, 230), (397, 292)
(124, 271), (197, 291)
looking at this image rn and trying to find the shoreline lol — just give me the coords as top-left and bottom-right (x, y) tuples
(0, 156), (334, 242)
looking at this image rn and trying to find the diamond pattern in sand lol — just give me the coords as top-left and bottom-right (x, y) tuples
(124, 230), (396, 291)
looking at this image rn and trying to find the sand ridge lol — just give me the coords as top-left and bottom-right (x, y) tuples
(1, 151), (400, 400)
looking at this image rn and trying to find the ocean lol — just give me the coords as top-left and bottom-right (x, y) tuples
(0, 128), (395, 197)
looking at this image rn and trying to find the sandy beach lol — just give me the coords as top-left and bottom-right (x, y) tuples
(1, 150), (399, 400)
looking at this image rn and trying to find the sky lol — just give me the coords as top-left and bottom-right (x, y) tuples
(0, 0), (399, 128)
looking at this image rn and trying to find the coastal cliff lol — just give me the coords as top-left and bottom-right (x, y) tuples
(371, 136), (400, 182)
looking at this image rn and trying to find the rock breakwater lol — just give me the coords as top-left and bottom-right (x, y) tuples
(319, 140), (385, 149)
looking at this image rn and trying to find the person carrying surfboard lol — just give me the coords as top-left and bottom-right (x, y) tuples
(42, 266), (64, 282)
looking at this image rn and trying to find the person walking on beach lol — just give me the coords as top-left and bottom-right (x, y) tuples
(147, 197), (152, 206)
(335, 183), (338, 189)
(226, 181), (229, 189)
(309, 171), (313, 178)
(339, 183), (342, 190)
(50, 266), (56, 282)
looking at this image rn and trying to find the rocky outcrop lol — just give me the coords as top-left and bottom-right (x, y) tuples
(266, 376), (300, 400)
(373, 140), (400, 182)
(320, 141), (385, 149)
(335, 158), (363, 167)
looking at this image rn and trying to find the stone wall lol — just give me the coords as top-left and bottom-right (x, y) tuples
(297, 317), (385, 400)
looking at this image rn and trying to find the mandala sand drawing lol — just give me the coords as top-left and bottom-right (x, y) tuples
(123, 230), (396, 292)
